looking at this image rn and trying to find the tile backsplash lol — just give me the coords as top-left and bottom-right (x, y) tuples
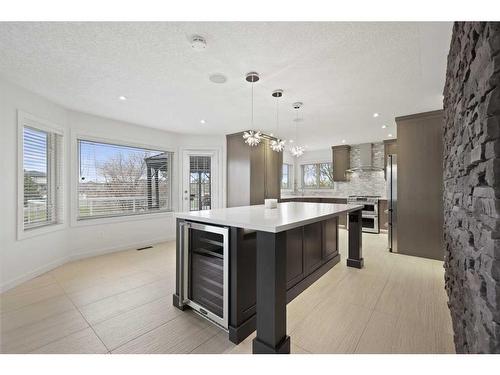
(333, 142), (386, 198)
(291, 142), (387, 199)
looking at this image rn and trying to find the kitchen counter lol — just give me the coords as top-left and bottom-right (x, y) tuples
(175, 202), (363, 233)
(281, 194), (387, 200)
(281, 194), (348, 199)
(174, 202), (364, 354)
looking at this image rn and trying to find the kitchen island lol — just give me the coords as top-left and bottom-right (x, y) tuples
(173, 202), (364, 354)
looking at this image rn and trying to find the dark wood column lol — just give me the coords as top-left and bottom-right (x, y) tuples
(252, 231), (290, 354)
(347, 209), (364, 268)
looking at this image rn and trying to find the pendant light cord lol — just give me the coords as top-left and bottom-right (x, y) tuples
(251, 83), (254, 128)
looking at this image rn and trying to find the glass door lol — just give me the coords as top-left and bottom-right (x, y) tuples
(189, 156), (211, 211)
(182, 150), (219, 212)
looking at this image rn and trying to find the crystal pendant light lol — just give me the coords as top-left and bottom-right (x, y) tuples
(290, 102), (305, 157)
(243, 72), (262, 147)
(270, 89), (285, 152)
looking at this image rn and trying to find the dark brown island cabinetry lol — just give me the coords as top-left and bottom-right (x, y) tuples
(227, 217), (339, 344)
(280, 197), (348, 226)
(331, 145), (351, 181)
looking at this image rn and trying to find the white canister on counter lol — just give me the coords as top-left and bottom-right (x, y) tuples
(264, 198), (278, 209)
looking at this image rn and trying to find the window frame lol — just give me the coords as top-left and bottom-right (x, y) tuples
(17, 110), (66, 240)
(71, 133), (175, 227)
(281, 163), (293, 190)
(300, 162), (334, 189)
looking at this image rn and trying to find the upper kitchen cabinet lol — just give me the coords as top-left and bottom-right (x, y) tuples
(383, 139), (398, 179)
(331, 145), (351, 181)
(226, 132), (283, 207)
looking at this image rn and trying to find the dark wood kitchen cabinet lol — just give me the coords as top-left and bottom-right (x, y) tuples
(285, 227), (305, 289)
(321, 198), (348, 227)
(396, 110), (443, 260)
(304, 222), (324, 274)
(214, 217), (341, 345)
(226, 132), (283, 207)
(332, 145), (351, 181)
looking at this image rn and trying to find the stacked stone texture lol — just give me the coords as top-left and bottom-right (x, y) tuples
(443, 22), (500, 353)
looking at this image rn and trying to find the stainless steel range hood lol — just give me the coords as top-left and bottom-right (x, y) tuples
(346, 143), (383, 173)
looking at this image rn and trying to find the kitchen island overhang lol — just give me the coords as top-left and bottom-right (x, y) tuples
(173, 202), (364, 354)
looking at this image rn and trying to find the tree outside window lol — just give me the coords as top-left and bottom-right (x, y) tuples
(301, 163), (333, 189)
(281, 163), (292, 189)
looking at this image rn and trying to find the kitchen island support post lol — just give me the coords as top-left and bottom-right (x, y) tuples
(252, 231), (290, 354)
(347, 209), (364, 268)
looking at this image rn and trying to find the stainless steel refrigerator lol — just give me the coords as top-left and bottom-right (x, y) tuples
(387, 154), (398, 252)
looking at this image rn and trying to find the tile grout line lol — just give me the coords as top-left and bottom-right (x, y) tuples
(52, 276), (111, 354)
(352, 264), (393, 353)
(288, 269), (351, 336)
(187, 327), (221, 354)
(65, 275), (171, 311)
(108, 313), (188, 353)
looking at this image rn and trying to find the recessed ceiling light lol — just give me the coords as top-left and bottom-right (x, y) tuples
(118, 96), (127, 101)
(270, 133), (274, 136)
(373, 113), (379, 118)
(209, 73), (227, 84)
(388, 133), (393, 137)
(381, 125), (387, 129)
(342, 139), (346, 143)
(289, 139), (294, 143)
(200, 120), (206, 124)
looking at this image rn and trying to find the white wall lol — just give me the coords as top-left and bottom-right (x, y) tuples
(0, 79), (225, 291)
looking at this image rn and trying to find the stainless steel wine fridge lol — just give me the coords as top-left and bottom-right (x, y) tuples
(176, 221), (229, 330)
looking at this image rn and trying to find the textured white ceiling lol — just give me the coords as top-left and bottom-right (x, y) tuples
(0, 22), (452, 149)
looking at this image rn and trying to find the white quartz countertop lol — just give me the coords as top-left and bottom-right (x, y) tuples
(175, 202), (363, 233)
(281, 195), (348, 200)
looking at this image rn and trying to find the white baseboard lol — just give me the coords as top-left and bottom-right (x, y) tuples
(0, 255), (69, 293)
(0, 236), (175, 293)
(69, 236), (175, 261)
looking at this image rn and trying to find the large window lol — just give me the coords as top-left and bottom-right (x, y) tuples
(22, 123), (63, 231)
(77, 140), (173, 220)
(301, 162), (333, 189)
(282, 163), (292, 189)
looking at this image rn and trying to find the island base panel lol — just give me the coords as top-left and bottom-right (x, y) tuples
(347, 209), (364, 268)
(227, 254), (339, 344)
(346, 258), (364, 269)
(253, 231), (289, 354)
(253, 336), (291, 354)
(172, 294), (186, 310)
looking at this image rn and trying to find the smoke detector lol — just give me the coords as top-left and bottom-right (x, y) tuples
(191, 35), (207, 51)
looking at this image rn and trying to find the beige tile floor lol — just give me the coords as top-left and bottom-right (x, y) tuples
(0, 230), (455, 354)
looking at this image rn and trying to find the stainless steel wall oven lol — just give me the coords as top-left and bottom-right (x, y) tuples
(347, 196), (380, 233)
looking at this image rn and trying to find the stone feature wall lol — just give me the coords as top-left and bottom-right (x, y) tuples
(443, 22), (500, 353)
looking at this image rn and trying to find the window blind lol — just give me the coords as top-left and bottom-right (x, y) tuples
(78, 140), (173, 220)
(23, 126), (63, 230)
